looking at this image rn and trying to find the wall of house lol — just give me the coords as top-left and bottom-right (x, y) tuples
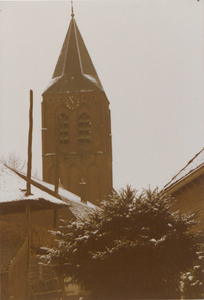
(1, 274), (9, 300)
(170, 175), (204, 231)
(1, 204), (79, 299)
(8, 239), (28, 300)
(0, 209), (54, 229)
(0, 206), (73, 228)
(0, 206), (75, 249)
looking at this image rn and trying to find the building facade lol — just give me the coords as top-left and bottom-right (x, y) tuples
(0, 163), (97, 299)
(42, 12), (112, 205)
(163, 148), (204, 232)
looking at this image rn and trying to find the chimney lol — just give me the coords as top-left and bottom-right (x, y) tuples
(79, 178), (87, 203)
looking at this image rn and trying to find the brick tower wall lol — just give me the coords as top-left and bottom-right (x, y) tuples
(42, 91), (112, 205)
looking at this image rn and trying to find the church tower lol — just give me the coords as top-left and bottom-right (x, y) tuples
(41, 7), (112, 205)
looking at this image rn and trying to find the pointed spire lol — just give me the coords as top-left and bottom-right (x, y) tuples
(43, 15), (103, 95)
(71, 0), (74, 18)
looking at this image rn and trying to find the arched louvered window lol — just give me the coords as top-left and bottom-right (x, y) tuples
(58, 114), (69, 144)
(78, 113), (91, 143)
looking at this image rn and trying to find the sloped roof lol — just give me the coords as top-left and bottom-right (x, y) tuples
(43, 16), (103, 95)
(1, 240), (25, 274)
(164, 148), (204, 192)
(0, 164), (97, 219)
(27, 175), (98, 220)
(0, 163), (67, 206)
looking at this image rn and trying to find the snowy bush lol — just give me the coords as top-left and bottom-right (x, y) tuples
(180, 248), (204, 299)
(45, 186), (202, 300)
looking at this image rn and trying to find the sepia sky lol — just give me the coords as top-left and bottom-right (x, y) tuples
(0, 0), (203, 193)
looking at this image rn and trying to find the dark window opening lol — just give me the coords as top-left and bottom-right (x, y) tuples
(78, 113), (91, 143)
(58, 114), (69, 145)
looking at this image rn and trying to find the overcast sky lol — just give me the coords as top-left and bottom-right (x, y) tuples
(0, 0), (203, 193)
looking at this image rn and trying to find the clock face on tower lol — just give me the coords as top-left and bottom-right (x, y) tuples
(66, 95), (80, 110)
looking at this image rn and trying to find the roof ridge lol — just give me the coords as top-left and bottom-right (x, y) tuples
(63, 15), (72, 77)
(74, 18), (84, 76)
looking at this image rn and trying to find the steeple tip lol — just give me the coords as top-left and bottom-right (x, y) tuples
(71, 0), (75, 17)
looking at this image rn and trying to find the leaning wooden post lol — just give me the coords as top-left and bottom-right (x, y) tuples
(26, 90), (33, 196)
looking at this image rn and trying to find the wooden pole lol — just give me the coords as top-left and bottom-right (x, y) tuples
(26, 90), (33, 196)
(26, 203), (31, 299)
(54, 118), (60, 196)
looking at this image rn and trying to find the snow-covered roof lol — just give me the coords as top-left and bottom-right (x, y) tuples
(164, 148), (204, 192)
(28, 174), (98, 219)
(31, 176), (81, 203)
(0, 164), (98, 219)
(0, 163), (66, 206)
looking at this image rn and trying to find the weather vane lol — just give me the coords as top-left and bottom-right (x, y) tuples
(71, 0), (74, 17)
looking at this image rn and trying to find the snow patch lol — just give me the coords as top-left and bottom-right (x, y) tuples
(83, 74), (98, 84)
(44, 76), (62, 92)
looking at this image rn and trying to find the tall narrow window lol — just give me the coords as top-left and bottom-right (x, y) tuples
(78, 113), (91, 143)
(59, 114), (69, 144)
